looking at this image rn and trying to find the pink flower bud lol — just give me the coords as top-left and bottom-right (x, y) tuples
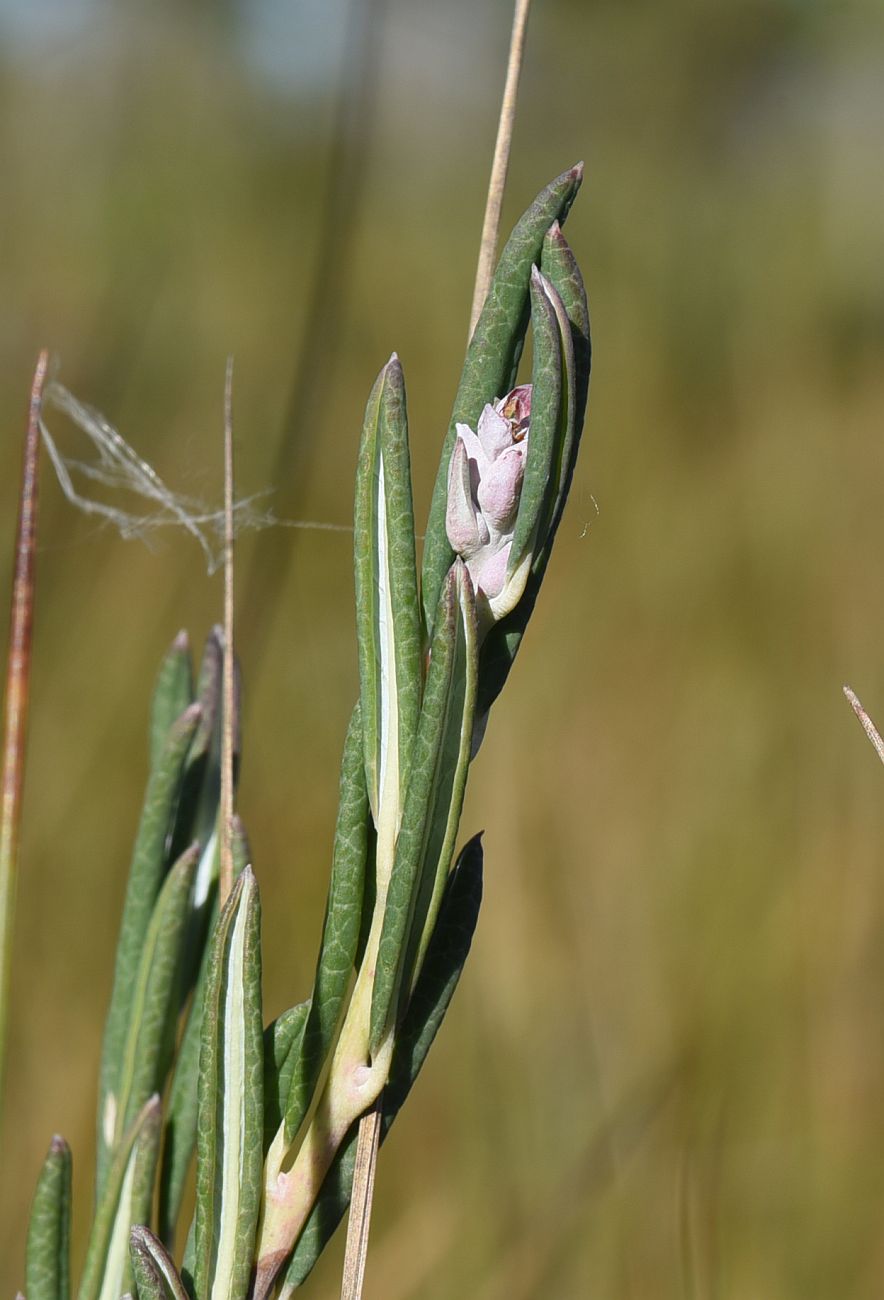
(444, 385), (533, 626)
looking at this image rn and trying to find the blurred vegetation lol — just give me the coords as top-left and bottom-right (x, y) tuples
(1, 0), (884, 1294)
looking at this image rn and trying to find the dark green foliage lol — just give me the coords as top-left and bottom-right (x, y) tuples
(25, 1136), (71, 1300)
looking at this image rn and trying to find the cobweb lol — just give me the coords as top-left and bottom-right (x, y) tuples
(40, 381), (350, 572)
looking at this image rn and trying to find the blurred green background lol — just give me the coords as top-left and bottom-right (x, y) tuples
(2, 0), (884, 1294)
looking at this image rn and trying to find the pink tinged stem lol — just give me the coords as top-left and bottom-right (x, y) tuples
(0, 351), (49, 1132)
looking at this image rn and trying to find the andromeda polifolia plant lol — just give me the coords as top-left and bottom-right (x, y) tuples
(18, 163), (590, 1299)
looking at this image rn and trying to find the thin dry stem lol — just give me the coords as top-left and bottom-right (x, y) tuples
(341, 1105), (383, 1300)
(0, 350), (49, 1126)
(843, 685), (884, 767)
(468, 0), (533, 338)
(220, 356), (236, 905)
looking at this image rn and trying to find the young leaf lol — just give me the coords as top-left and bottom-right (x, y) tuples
(149, 632), (194, 774)
(539, 221), (591, 532)
(129, 1226), (189, 1300)
(477, 237), (590, 716)
(354, 356), (421, 833)
(263, 1002), (309, 1151)
(369, 562), (477, 1054)
(280, 836), (483, 1293)
(111, 846), (198, 1152)
(158, 817), (251, 1248)
(192, 867), (263, 1300)
(167, 630), (221, 869)
(25, 1135), (71, 1300)
(283, 705), (370, 1141)
(96, 702), (201, 1201)
(506, 267), (564, 576)
(421, 164), (584, 633)
(80, 1097), (162, 1300)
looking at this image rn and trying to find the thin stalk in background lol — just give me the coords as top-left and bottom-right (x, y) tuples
(220, 356), (236, 905)
(468, 0), (533, 338)
(341, 2), (533, 1293)
(844, 685), (884, 766)
(0, 349), (49, 1127)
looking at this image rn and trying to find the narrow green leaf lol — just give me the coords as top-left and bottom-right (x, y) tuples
(369, 562), (477, 1053)
(112, 847), (198, 1152)
(97, 702), (201, 1202)
(281, 836), (483, 1292)
(477, 240), (590, 717)
(168, 630), (242, 911)
(158, 818), (251, 1248)
(168, 630), (226, 911)
(149, 632), (194, 774)
(539, 221), (591, 531)
(193, 867), (263, 1300)
(354, 356), (422, 829)
(25, 1135), (71, 1300)
(283, 705), (370, 1141)
(421, 164), (584, 633)
(80, 1097), (162, 1300)
(157, 905), (213, 1250)
(263, 1002), (309, 1150)
(129, 1246), (164, 1300)
(129, 1227), (189, 1300)
(507, 268), (564, 575)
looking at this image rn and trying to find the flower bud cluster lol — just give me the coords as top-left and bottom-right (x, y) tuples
(445, 384), (531, 625)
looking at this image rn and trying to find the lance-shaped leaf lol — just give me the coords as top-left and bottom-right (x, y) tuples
(25, 1135), (71, 1300)
(96, 702), (201, 1201)
(477, 239), (590, 716)
(158, 817), (251, 1248)
(421, 164), (584, 633)
(263, 1002), (309, 1151)
(354, 355), (421, 835)
(129, 1227), (189, 1300)
(192, 867), (263, 1300)
(505, 267), (564, 579)
(281, 836), (483, 1293)
(110, 846), (198, 1155)
(539, 221), (591, 534)
(283, 705), (370, 1141)
(80, 1097), (162, 1300)
(168, 629), (244, 956)
(168, 630), (221, 869)
(369, 563), (477, 1054)
(149, 632), (194, 774)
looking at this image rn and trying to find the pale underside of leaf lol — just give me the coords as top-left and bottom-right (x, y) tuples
(375, 450), (399, 831)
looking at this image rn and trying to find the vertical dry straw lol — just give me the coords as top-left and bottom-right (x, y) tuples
(220, 356), (236, 905)
(0, 350), (49, 1125)
(468, 0), (533, 338)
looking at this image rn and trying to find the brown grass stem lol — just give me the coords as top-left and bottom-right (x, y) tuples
(843, 685), (884, 767)
(0, 350), (49, 1129)
(468, 0), (533, 339)
(220, 355), (236, 905)
(340, 1104), (382, 1300)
